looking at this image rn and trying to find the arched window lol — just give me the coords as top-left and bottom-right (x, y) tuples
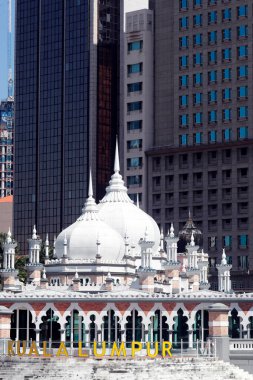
(229, 308), (241, 338)
(149, 310), (169, 344)
(65, 310), (85, 348)
(193, 309), (209, 343)
(126, 310), (143, 347)
(10, 309), (36, 341)
(102, 310), (121, 346)
(173, 308), (189, 348)
(39, 309), (61, 347)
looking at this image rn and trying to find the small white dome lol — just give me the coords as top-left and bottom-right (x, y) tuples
(98, 141), (160, 254)
(55, 172), (125, 261)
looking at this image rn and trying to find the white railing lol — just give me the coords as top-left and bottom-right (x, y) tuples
(230, 340), (253, 350)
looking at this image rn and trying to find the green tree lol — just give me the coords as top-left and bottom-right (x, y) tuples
(15, 256), (28, 284)
(0, 232), (7, 268)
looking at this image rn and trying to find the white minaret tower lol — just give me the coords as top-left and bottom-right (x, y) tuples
(164, 223), (179, 263)
(216, 249), (232, 293)
(26, 226), (43, 284)
(0, 229), (18, 291)
(3, 228), (16, 270)
(137, 228), (156, 292)
(45, 234), (49, 260)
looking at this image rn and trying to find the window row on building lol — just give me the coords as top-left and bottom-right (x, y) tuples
(179, 127), (248, 145)
(179, 28), (248, 47)
(180, 52), (249, 68)
(179, 3), (248, 22)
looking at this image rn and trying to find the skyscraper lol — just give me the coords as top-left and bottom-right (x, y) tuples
(14, 0), (121, 252)
(145, 0), (253, 290)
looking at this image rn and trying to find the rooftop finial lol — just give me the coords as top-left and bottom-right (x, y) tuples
(74, 267), (79, 279)
(45, 233), (49, 246)
(64, 232), (67, 246)
(114, 137), (120, 173)
(6, 227), (12, 243)
(88, 168), (93, 198)
(169, 223), (174, 238)
(188, 209), (191, 220)
(136, 193), (140, 208)
(190, 232), (195, 247)
(32, 225), (37, 239)
(42, 267), (46, 279)
(221, 248), (227, 265)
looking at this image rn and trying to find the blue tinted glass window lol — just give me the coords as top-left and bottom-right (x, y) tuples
(127, 157), (142, 168)
(193, 53), (202, 65)
(180, 17), (189, 28)
(193, 33), (202, 46)
(194, 0), (202, 6)
(209, 130), (217, 142)
(180, 0), (188, 10)
(180, 36), (189, 48)
(128, 82), (142, 92)
(128, 41), (143, 51)
(180, 134), (188, 146)
(208, 70), (217, 83)
(237, 25), (248, 38)
(223, 109), (231, 121)
(208, 11), (217, 24)
(237, 5), (248, 18)
(224, 236), (232, 247)
(208, 90), (217, 103)
(222, 68), (231, 80)
(222, 48), (231, 60)
(128, 63), (142, 74)
(127, 139), (142, 149)
(222, 28), (231, 41)
(238, 86), (248, 98)
(180, 75), (188, 87)
(195, 132), (202, 144)
(127, 120), (142, 130)
(193, 93), (202, 105)
(239, 235), (247, 247)
(193, 14), (202, 26)
(127, 175), (142, 185)
(208, 31), (217, 44)
(237, 45), (248, 58)
(180, 114), (188, 127)
(193, 73), (202, 86)
(223, 88), (231, 101)
(180, 95), (188, 106)
(209, 110), (217, 123)
(180, 55), (188, 68)
(208, 50), (217, 64)
(194, 112), (202, 124)
(237, 65), (248, 78)
(127, 101), (142, 112)
(223, 129), (231, 141)
(238, 106), (248, 119)
(238, 127), (248, 139)
(222, 8), (231, 21)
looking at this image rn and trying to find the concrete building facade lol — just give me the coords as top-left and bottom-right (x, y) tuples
(143, 0), (253, 290)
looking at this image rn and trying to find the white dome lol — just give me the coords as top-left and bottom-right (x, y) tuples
(98, 141), (160, 255)
(55, 174), (125, 261)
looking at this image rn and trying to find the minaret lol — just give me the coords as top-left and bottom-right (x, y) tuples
(216, 249), (232, 292)
(164, 223), (181, 293)
(45, 234), (49, 262)
(0, 229), (18, 291)
(26, 226), (43, 285)
(137, 228), (156, 293)
(185, 233), (200, 292)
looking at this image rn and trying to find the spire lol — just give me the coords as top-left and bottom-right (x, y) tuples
(42, 267), (47, 279)
(221, 248), (227, 265)
(32, 225), (37, 240)
(190, 232), (195, 247)
(144, 226), (149, 241)
(45, 234), (49, 246)
(63, 232), (68, 257)
(114, 137), (120, 173)
(78, 169), (99, 220)
(53, 236), (56, 258)
(74, 267), (79, 279)
(88, 167), (93, 198)
(169, 223), (174, 238)
(188, 209), (192, 220)
(100, 138), (132, 204)
(6, 227), (12, 243)
(136, 193), (140, 208)
(45, 234), (49, 259)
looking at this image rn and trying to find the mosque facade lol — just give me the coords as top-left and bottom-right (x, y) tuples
(0, 143), (253, 362)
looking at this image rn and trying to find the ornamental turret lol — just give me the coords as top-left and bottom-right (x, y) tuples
(137, 228), (156, 292)
(0, 229), (19, 291)
(26, 226), (43, 284)
(216, 249), (232, 293)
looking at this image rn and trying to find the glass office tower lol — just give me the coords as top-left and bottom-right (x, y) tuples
(14, 0), (121, 252)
